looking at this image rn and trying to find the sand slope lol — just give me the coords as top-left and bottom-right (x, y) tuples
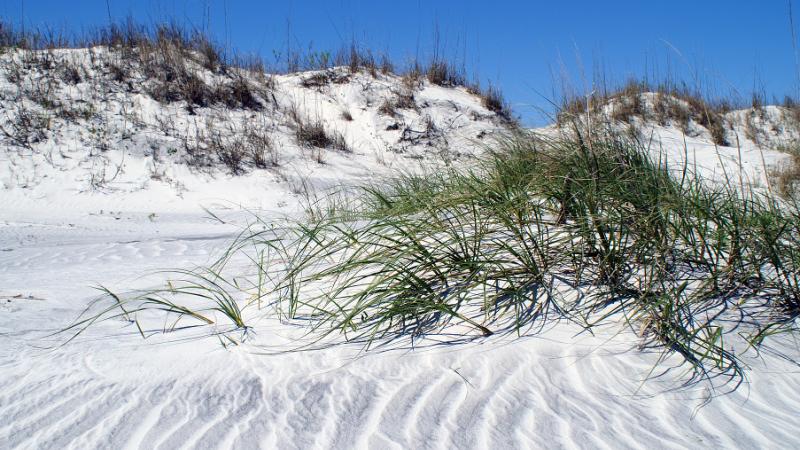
(1, 51), (799, 448)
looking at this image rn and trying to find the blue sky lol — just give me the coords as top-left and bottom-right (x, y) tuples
(2, 1), (797, 125)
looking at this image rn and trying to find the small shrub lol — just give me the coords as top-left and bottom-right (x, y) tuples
(196, 35), (223, 72)
(305, 50), (332, 70)
(379, 55), (393, 75)
(0, 106), (50, 148)
(402, 64), (423, 90)
(705, 114), (728, 146)
(331, 43), (376, 76)
(771, 146), (800, 198)
(182, 132), (214, 169)
(147, 68), (211, 108)
(246, 123), (277, 167)
(682, 95), (728, 145)
(377, 90), (417, 118)
(216, 76), (262, 110)
(557, 95), (593, 123)
(378, 99), (397, 117)
(301, 72), (330, 88)
(478, 84), (513, 122)
(205, 124), (246, 175)
(782, 96), (800, 124)
(426, 60), (464, 87)
(330, 130), (349, 153)
(108, 63), (128, 83)
(295, 119), (348, 153)
(752, 91), (766, 115)
(400, 115), (443, 146)
(60, 64), (82, 85)
(301, 70), (350, 89)
(56, 103), (96, 123)
(296, 120), (331, 148)
(394, 90), (417, 109)
(215, 142), (245, 174)
(610, 82), (646, 123)
(653, 93), (670, 125)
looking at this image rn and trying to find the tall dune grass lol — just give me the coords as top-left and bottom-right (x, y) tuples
(69, 124), (800, 386)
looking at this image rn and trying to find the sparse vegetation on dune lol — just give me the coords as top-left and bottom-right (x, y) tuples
(294, 119), (349, 162)
(0, 18), (515, 182)
(555, 79), (800, 198)
(469, 82), (513, 122)
(555, 79), (799, 147)
(0, 18), (514, 113)
(771, 144), (800, 199)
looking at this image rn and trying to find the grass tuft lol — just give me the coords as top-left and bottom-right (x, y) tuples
(771, 144), (800, 200)
(73, 125), (800, 387)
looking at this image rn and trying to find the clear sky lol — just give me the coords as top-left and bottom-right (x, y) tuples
(2, 0), (797, 125)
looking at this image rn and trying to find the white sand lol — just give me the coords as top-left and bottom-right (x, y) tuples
(1, 49), (799, 448)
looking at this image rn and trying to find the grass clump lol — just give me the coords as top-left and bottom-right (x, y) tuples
(377, 99), (398, 117)
(0, 18), (515, 123)
(271, 127), (799, 383)
(216, 75), (263, 110)
(469, 83), (514, 123)
(378, 90), (418, 118)
(75, 123), (800, 388)
(294, 118), (350, 159)
(558, 79), (731, 146)
(771, 144), (800, 199)
(426, 60), (465, 87)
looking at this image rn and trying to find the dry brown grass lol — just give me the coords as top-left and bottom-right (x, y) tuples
(378, 89), (418, 118)
(771, 145), (800, 199)
(558, 79), (731, 146)
(426, 60), (465, 87)
(0, 18), (517, 139)
(467, 83), (515, 123)
(393, 90), (417, 110)
(378, 99), (397, 117)
(293, 114), (350, 155)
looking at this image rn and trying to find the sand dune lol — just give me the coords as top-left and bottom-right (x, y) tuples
(2, 210), (799, 448)
(2, 45), (799, 448)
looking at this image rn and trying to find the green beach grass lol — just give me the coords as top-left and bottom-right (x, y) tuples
(67, 121), (800, 386)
